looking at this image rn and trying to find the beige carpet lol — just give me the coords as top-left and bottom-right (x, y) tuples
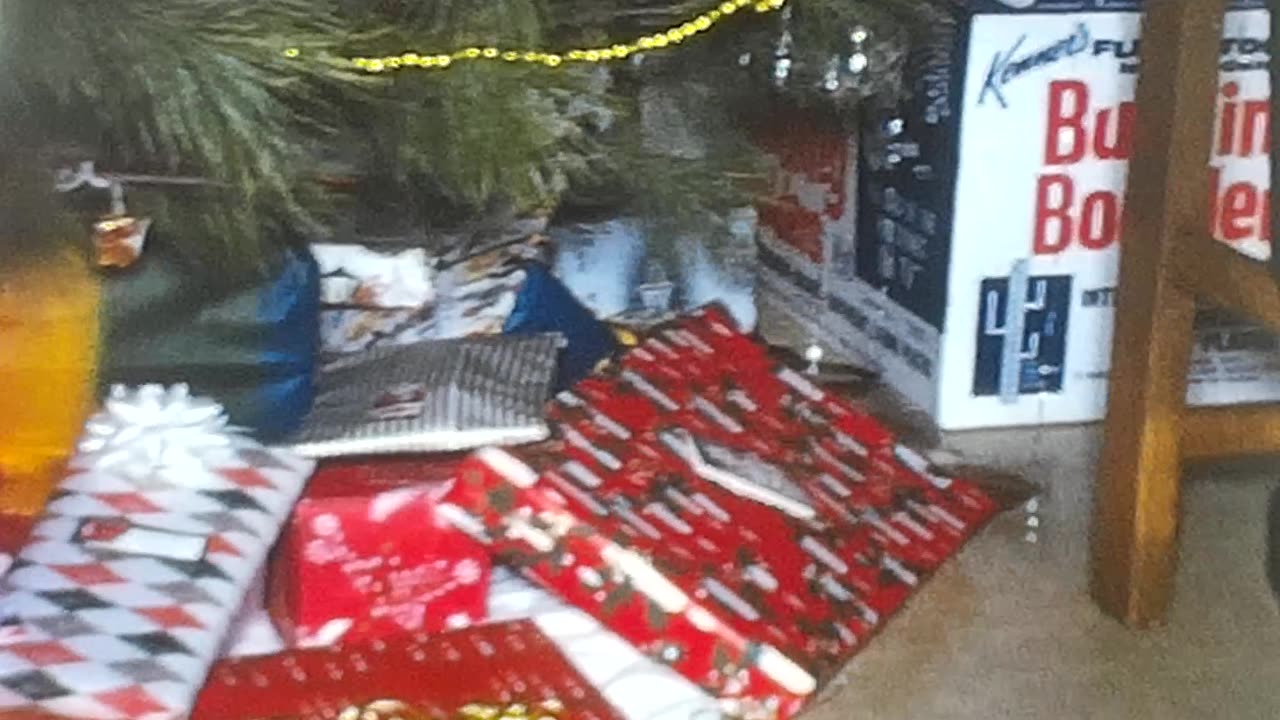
(804, 424), (1280, 720)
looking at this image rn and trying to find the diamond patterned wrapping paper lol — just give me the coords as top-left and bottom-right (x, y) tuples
(288, 334), (562, 458)
(0, 385), (314, 720)
(442, 306), (999, 719)
(192, 619), (624, 720)
(268, 456), (490, 648)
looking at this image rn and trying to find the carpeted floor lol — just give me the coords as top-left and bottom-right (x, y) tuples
(805, 423), (1280, 720)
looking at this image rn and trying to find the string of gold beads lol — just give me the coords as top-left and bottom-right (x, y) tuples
(281, 0), (788, 73)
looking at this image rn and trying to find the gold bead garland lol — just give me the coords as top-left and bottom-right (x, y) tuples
(281, 0), (787, 73)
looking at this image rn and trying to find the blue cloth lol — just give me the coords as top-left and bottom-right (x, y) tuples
(99, 246), (320, 442)
(503, 262), (616, 390)
(250, 248), (320, 440)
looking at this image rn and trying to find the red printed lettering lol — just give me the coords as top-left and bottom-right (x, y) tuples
(1080, 190), (1120, 250)
(1033, 174), (1074, 254)
(1215, 81), (1272, 159)
(1033, 174), (1123, 255)
(1209, 165), (1273, 245)
(1044, 81), (1089, 165)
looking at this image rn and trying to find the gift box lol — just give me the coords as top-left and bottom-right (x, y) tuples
(316, 236), (545, 356)
(269, 457), (490, 648)
(192, 620), (624, 720)
(487, 569), (720, 720)
(443, 306), (999, 719)
(0, 385), (314, 720)
(311, 244), (436, 309)
(288, 334), (561, 458)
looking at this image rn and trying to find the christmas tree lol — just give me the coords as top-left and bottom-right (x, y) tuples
(0, 0), (944, 282)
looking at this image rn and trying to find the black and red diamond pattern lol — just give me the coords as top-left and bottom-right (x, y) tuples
(0, 445), (312, 719)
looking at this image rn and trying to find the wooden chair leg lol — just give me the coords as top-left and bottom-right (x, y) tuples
(1090, 278), (1195, 628)
(1087, 0), (1224, 628)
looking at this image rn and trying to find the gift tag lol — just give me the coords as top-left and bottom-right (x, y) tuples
(76, 516), (210, 562)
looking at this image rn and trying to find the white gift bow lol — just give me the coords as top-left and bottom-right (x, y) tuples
(77, 384), (233, 478)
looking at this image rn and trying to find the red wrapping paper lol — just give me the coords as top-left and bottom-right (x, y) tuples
(443, 306), (998, 719)
(752, 114), (850, 264)
(193, 620), (623, 720)
(269, 456), (490, 648)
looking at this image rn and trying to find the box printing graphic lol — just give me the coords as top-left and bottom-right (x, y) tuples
(830, 0), (1276, 429)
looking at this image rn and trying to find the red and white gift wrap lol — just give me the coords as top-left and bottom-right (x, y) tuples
(443, 306), (998, 719)
(269, 457), (490, 648)
(0, 385), (313, 720)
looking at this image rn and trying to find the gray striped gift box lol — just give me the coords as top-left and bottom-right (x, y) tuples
(288, 333), (562, 458)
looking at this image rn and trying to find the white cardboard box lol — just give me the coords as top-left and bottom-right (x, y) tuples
(828, 0), (1275, 430)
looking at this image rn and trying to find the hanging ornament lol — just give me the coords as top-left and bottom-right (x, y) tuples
(820, 56), (841, 93)
(92, 215), (151, 269)
(846, 52), (869, 75)
(773, 56), (792, 86)
(92, 181), (150, 269)
(771, 6), (793, 88)
(846, 25), (870, 77)
(772, 30), (793, 87)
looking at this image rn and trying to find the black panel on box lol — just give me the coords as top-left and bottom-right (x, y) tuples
(855, 10), (969, 331)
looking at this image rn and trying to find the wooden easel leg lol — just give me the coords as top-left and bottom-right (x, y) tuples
(1087, 0), (1225, 628)
(1090, 275), (1195, 627)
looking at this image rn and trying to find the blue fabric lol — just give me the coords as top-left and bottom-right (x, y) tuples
(250, 248), (320, 441)
(503, 262), (616, 390)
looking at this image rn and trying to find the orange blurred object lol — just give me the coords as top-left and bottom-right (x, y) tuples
(0, 252), (100, 515)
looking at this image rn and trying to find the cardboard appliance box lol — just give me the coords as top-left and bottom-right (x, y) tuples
(831, 0), (1274, 429)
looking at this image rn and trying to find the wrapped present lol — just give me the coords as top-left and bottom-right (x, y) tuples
(315, 235), (613, 391)
(288, 334), (561, 458)
(0, 385), (314, 720)
(0, 513), (37, 579)
(192, 620), (624, 720)
(268, 457), (490, 648)
(317, 239), (538, 356)
(442, 306), (999, 719)
(487, 569), (720, 720)
(311, 244), (436, 309)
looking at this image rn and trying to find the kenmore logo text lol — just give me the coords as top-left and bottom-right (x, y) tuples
(978, 24), (1091, 109)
